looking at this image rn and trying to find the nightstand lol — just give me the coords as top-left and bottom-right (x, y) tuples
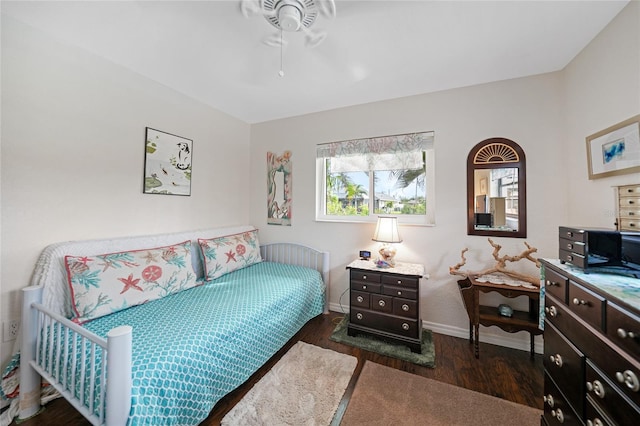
(346, 259), (425, 353)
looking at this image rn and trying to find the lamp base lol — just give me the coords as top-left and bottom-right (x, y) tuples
(377, 244), (397, 268)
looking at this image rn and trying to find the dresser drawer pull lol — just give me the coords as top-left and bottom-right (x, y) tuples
(357, 296), (364, 303)
(630, 211), (636, 216)
(362, 275), (367, 280)
(397, 291), (403, 296)
(629, 200), (636, 205)
(566, 243), (573, 250)
(378, 300), (386, 307)
(630, 223), (637, 227)
(566, 231), (574, 237)
(397, 280), (402, 284)
(617, 328), (636, 339)
(543, 394), (554, 407)
(356, 313), (363, 320)
(572, 298), (589, 306)
(586, 380), (606, 398)
(615, 369), (640, 392)
(544, 306), (558, 318)
(402, 304), (410, 312)
(549, 354), (563, 367)
(551, 408), (564, 423)
(401, 323), (410, 331)
(545, 280), (560, 287)
(586, 419), (604, 426)
(362, 285), (367, 290)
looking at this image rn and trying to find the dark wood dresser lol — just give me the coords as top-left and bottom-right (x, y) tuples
(541, 259), (640, 426)
(347, 259), (425, 353)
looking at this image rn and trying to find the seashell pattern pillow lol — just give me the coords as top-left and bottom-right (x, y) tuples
(198, 229), (262, 281)
(65, 240), (197, 323)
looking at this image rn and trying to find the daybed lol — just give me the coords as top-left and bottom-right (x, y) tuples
(18, 225), (329, 425)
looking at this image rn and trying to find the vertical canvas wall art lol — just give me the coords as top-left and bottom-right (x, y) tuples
(144, 127), (192, 195)
(267, 151), (292, 226)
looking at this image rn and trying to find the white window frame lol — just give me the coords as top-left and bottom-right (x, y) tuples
(315, 132), (435, 226)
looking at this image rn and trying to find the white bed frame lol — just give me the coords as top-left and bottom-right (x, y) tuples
(19, 227), (329, 425)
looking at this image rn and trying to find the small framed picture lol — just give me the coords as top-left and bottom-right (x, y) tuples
(586, 115), (640, 179)
(143, 128), (192, 195)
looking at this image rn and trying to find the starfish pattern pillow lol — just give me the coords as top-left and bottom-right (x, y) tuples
(198, 229), (262, 281)
(65, 240), (197, 323)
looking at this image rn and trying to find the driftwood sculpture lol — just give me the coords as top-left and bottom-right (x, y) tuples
(449, 238), (541, 287)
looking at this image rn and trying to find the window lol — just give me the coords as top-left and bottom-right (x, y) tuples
(316, 132), (435, 225)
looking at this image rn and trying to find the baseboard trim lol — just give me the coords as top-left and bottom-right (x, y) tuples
(328, 303), (543, 354)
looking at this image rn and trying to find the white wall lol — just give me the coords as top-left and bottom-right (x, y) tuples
(250, 72), (565, 351)
(563, 0), (640, 227)
(0, 17), (251, 366)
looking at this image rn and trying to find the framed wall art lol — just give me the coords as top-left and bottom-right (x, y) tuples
(267, 150), (292, 226)
(143, 127), (192, 195)
(586, 115), (640, 179)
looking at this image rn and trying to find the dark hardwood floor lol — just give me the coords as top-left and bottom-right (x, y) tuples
(11, 311), (543, 425)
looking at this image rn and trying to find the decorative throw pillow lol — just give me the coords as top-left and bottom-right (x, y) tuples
(65, 240), (197, 323)
(198, 229), (262, 281)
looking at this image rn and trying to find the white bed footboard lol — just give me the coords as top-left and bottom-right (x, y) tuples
(20, 286), (132, 426)
(260, 243), (330, 314)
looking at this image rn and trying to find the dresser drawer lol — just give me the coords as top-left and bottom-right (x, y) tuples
(607, 302), (640, 362)
(543, 373), (582, 426)
(585, 396), (615, 426)
(619, 218), (639, 230)
(544, 321), (585, 416)
(544, 267), (569, 304)
(620, 206), (640, 219)
(351, 281), (381, 293)
(393, 298), (417, 318)
(351, 291), (370, 309)
(350, 270), (381, 283)
(370, 294), (393, 314)
(586, 360), (640, 426)
(350, 309), (419, 339)
(382, 284), (417, 300)
(618, 184), (640, 197)
(619, 196), (640, 208)
(559, 238), (586, 256)
(560, 226), (587, 243)
(568, 281), (605, 331)
(381, 274), (418, 288)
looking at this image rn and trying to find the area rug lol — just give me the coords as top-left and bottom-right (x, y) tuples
(341, 362), (542, 425)
(329, 317), (435, 367)
(221, 341), (357, 425)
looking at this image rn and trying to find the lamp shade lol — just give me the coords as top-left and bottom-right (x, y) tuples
(372, 216), (402, 243)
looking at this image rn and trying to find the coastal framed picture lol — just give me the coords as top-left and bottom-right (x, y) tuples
(143, 127), (192, 195)
(586, 115), (640, 179)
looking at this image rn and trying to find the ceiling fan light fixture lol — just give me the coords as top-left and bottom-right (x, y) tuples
(277, 3), (302, 32)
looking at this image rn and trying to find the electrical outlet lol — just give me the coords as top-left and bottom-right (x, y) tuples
(3, 320), (19, 342)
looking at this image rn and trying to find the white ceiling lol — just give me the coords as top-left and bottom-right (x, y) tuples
(2, 0), (630, 123)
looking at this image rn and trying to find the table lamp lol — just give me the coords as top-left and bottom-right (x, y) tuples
(372, 216), (402, 268)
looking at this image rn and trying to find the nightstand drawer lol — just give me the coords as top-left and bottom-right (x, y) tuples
(393, 298), (417, 318)
(351, 281), (381, 293)
(351, 291), (370, 309)
(350, 270), (381, 283)
(349, 310), (419, 339)
(370, 294), (393, 313)
(381, 274), (418, 288)
(382, 285), (417, 300)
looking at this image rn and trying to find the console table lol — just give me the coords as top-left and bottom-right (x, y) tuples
(458, 276), (542, 358)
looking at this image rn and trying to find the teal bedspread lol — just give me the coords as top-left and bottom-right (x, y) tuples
(79, 261), (325, 425)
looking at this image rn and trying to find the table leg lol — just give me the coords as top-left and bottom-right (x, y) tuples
(469, 321), (473, 343)
(530, 333), (535, 358)
(474, 323), (480, 358)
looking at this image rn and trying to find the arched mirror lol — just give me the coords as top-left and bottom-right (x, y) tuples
(467, 138), (527, 238)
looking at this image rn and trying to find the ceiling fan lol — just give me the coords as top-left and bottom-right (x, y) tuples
(240, 0), (336, 48)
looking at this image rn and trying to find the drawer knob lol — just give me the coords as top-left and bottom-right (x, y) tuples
(397, 291), (403, 296)
(356, 313), (363, 320)
(615, 369), (640, 392)
(402, 304), (410, 312)
(617, 328), (636, 339)
(357, 296), (364, 303)
(402, 323), (410, 331)
(572, 298), (588, 306)
(566, 243), (573, 250)
(551, 408), (564, 423)
(378, 300), (386, 307)
(545, 280), (559, 287)
(543, 394), (554, 407)
(586, 419), (604, 426)
(544, 306), (557, 318)
(549, 354), (563, 367)
(586, 380), (606, 398)
(362, 285), (367, 290)
(397, 280), (402, 284)
(363, 275), (367, 280)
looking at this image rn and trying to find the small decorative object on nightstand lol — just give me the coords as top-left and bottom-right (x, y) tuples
(372, 216), (402, 268)
(347, 259), (426, 353)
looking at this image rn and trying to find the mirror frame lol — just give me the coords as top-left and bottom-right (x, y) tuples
(466, 138), (527, 238)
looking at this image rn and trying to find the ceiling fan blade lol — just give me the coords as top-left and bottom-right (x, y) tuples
(263, 31), (289, 47)
(301, 27), (327, 47)
(239, 0), (261, 18)
(315, 0), (336, 19)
